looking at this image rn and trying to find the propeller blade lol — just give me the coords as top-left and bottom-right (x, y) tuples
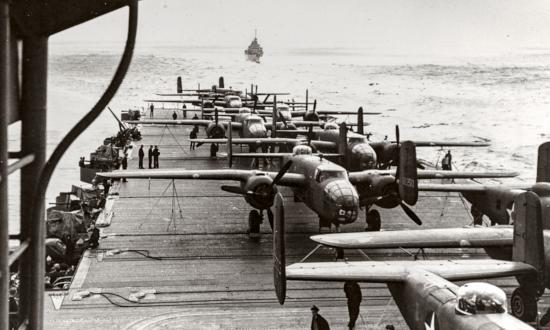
(307, 125), (314, 146)
(221, 185), (246, 195)
(267, 208), (274, 230)
(272, 160), (293, 187)
(395, 125), (400, 147)
(416, 160), (426, 170)
(313, 99), (317, 111)
(400, 202), (422, 225)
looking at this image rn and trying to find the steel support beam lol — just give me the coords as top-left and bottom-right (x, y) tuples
(0, 2), (10, 330)
(19, 36), (48, 330)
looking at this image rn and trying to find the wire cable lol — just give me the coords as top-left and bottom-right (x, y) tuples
(31, 1), (139, 232)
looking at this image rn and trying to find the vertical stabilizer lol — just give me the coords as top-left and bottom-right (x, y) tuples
(177, 76), (182, 93)
(513, 191), (545, 294)
(537, 142), (550, 182)
(218, 76), (225, 89)
(398, 141), (418, 206)
(338, 123), (347, 166)
(228, 122), (233, 168)
(273, 193), (286, 304)
(357, 107), (364, 135)
(271, 95), (277, 138)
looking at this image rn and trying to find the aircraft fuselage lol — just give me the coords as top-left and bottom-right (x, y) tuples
(389, 270), (532, 330)
(282, 154), (359, 225)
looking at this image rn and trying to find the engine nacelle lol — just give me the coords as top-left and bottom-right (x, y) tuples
(462, 187), (516, 225)
(205, 123), (226, 138)
(355, 175), (398, 208)
(349, 142), (377, 171)
(242, 174), (277, 210)
(303, 110), (319, 122)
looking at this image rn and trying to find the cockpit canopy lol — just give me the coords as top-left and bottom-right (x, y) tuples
(455, 282), (507, 315)
(324, 122), (338, 131)
(225, 95), (242, 108)
(292, 145), (313, 156)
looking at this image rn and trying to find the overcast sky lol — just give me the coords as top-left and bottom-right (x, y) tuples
(51, 0), (550, 54)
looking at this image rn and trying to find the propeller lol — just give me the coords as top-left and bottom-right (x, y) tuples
(376, 133), (422, 225)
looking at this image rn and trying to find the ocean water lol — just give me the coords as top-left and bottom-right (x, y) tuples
(7, 45), (550, 232)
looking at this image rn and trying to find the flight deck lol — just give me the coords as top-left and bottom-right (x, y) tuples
(44, 110), (545, 329)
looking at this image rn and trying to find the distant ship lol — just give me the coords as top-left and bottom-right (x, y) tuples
(244, 30), (263, 63)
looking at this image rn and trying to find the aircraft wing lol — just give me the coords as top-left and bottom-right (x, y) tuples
(310, 226), (513, 249)
(144, 99), (199, 104)
(286, 259), (534, 282)
(191, 137), (337, 149)
(96, 169), (307, 187)
(191, 137), (303, 145)
(392, 141), (490, 147)
(348, 169), (518, 184)
(231, 152), (342, 158)
(418, 183), (531, 193)
(316, 110), (381, 115)
(124, 119), (213, 127)
(416, 170), (519, 179)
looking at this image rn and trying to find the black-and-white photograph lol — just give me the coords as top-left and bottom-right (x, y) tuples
(2, 1), (550, 329)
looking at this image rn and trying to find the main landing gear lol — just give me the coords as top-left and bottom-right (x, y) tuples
(365, 209), (381, 231)
(247, 209), (274, 238)
(510, 287), (537, 322)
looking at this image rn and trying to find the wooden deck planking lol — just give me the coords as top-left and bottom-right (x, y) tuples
(44, 110), (542, 329)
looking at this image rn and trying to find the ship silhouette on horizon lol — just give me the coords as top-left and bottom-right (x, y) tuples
(245, 30), (263, 63)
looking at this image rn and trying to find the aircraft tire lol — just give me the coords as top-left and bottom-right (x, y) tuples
(511, 287), (537, 322)
(248, 210), (262, 235)
(366, 210), (381, 231)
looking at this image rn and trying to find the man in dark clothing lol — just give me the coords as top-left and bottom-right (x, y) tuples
(153, 146), (160, 168)
(138, 145), (145, 168)
(190, 128), (198, 150)
(121, 155), (128, 182)
(441, 150), (452, 170)
(103, 179), (111, 196)
(88, 224), (100, 249)
(149, 103), (154, 118)
(344, 281), (362, 329)
(172, 111), (178, 120)
(148, 145), (153, 169)
(9, 288), (18, 330)
(210, 143), (219, 158)
(192, 113), (199, 120)
(311, 305), (330, 330)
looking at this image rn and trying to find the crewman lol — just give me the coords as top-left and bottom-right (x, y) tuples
(148, 145), (153, 169)
(210, 143), (219, 158)
(441, 150), (452, 170)
(88, 223), (100, 249)
(190, 127), (198, 150)
(149, 103), (154, 118)
(311, 305), (330, 330)
(121, 154), (128, 182)
(172, 111), (178, 120)
(138, 145), (145, 169)
(192, 113), (199, 120)
(153, 146), (160, 168)
(102, 179), (111, 196)
(344, 281), (362, 329)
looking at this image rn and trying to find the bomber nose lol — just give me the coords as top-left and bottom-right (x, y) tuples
(250, 124), (267, 137)
(324, 180), (359, 224)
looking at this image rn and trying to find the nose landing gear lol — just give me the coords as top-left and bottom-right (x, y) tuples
(365, 209), (381, 231)
(247, 209), (275, 238)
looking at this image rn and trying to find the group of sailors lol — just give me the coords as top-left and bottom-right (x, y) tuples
(137, 145), (161, 170)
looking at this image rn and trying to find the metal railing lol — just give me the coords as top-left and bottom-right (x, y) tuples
(1, 1), (138, 329)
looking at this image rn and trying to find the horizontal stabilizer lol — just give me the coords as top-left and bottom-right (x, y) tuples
(311, 226), (513, 249)
(417, 170), (519, 179)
